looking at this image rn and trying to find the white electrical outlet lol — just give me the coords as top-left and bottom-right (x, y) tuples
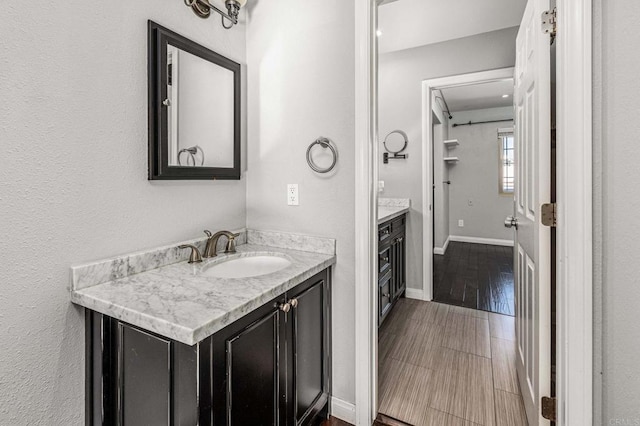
(458, 219), (464, 227)
(287, 184), (299, 206)
(378, 180), (385, 192)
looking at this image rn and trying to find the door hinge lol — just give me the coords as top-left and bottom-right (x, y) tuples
(541, 396), (557, 421)
(542, 7), (557, 42)
(541, 203), (557, 227)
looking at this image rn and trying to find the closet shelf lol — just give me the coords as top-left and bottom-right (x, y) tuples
(444, 157), (459, 163)
(444, 139), (459, 147)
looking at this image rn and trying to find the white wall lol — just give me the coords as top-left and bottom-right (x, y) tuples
(447, 107), (514, 242)
(378, 27), (517, 290)
(593, 0), (640, 422)
(245, 0), (356, 405)
(0, 3), (246, 423)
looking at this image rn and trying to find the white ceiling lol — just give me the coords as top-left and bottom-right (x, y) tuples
(378, 0), (527, 53)
(439, 79), (514, 112)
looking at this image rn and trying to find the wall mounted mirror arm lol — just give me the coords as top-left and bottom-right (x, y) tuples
(382, 130), (409, 164)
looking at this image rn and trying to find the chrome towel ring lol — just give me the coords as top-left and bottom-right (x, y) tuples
(178, 145), (205, 166)
(306, 137), (338, 173)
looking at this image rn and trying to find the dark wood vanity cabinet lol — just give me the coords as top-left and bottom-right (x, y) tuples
(86, 269), (331, 426)
(378, 214), (407, 326)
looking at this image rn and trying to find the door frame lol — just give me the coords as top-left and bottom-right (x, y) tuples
(353, 0), (593, 425)
(420, 67), (516, 303)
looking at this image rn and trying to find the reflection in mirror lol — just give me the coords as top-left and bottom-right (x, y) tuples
(166, 45), (235, 168)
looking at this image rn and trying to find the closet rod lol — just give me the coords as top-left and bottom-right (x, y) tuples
(451, 118), (513, 128)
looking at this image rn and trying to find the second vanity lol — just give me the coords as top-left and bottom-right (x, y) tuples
(72, 230), (335, 426)
(377, 199), (410, 326)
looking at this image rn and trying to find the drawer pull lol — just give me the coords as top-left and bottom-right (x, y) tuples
(279, 302), (291, 313)
(381, 256), (389, 263)
(382, 293), (390, 298)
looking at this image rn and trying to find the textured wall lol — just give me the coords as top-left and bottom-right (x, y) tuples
(594, 0), (640, 423)
(0, 2), (246, 423)
(378, 27), (517, 291)
(447, 107), (515, 242)
(245, 0), (356, 404)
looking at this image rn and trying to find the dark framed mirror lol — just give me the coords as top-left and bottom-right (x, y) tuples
(148, 21), (241, 180)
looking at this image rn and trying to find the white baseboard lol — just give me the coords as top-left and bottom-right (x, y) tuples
(405, 288), (425, 300)
(433, 236), (450, 255)
(448, 235), (514, 247)
(330, 396), (356, 424)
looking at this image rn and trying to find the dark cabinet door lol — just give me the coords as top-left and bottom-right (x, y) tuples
(288, 273), (330, 426)
(88, 312), (200, 426)
(119, 324), (172, 426)
(391, 235), (406, 300)
(210, 296), (287, 426)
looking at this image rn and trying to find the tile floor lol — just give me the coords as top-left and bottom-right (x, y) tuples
(378, 298), (528, 426)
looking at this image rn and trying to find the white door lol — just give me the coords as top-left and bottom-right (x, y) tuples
(513, 0), (552, 424)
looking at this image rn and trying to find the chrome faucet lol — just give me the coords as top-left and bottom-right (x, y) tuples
(203, 230), (238, 258)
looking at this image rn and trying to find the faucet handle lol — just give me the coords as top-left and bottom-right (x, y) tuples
(178, 244), (203, 264)
(225, 235), (237, 253)
(204, 230), (213, 238)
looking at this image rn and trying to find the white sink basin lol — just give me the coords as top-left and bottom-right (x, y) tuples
(200, 254), (291, 279)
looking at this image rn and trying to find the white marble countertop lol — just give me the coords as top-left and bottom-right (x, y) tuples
(71, 244), (335, 345)
(378, 205), (410, 224)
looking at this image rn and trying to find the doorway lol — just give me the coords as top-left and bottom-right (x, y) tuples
(429, 78), (517, 316)
(354, 1), (593, 425)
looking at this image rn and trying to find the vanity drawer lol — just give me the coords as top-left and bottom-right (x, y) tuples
(378, 222), (392, 242)
(391, 215), (406, 237)
(378, 271), (393, 326)
(378, 246), (392, 275)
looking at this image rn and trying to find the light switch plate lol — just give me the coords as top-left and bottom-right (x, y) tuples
(287, 184), (299, 206)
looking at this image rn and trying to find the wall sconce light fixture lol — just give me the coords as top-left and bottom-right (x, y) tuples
(183, 0), (247, 29)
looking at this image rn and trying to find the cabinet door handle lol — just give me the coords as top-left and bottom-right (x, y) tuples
(382, 293), (390, 298)
(381, 256), (389, 263)
(279, 302), (291, 313)
(290, 298), (299, 308)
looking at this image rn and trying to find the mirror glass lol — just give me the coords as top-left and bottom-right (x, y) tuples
(166, 45), (235, 168)
(148, 21), (241, 180)
(384, 131), (407, 154)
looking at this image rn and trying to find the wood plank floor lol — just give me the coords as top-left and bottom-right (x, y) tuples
(378, 299), (527, 426)
(433, 242), (515, 316)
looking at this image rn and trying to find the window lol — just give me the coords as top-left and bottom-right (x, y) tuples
(499, 129), (515, 194)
